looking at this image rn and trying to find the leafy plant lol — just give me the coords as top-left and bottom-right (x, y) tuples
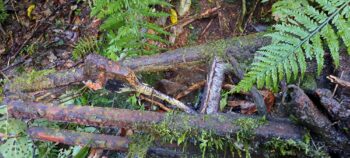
(0, 107), (34, 158)
(235, 0), (350, 92)
(91, 0), (171, 60)
(0, 0), (7, 23)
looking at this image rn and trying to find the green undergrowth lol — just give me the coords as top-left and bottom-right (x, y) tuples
(128, 113), (269, 158)
(265, 136), (329, 157)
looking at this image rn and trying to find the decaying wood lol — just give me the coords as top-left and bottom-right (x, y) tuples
(175, 80), (206, 99)
(315, 89), (350, 121)
(199, 57), (226, 114)
(85, 54), (197, 114)
(28, 127), (129, 151)
(226, 50), (267, 115)
(6, 99), (305, 140)
(327, 75), (350, 89)
(121, 33), (270, 72)
(282, 85), (350, 152)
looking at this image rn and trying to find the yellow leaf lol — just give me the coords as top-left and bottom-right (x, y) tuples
(170, 9), (178, 24)
(27, 4), (36, 19)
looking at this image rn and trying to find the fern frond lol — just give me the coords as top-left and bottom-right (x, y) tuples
(235, 0), (350, 92)
(72, 37), (99, 60)
(91, 0), (170, 60)
(0, 0), (7, 23)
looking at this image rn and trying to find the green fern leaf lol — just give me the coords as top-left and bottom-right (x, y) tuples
(235, 0), (350, 92)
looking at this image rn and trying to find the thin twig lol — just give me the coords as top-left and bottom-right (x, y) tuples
(328, 74), (350, 89)
(139, 95), (171, 112)
(175, 80), (206, 100)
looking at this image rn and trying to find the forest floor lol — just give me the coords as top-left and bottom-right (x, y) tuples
(0, 0), (349, 158)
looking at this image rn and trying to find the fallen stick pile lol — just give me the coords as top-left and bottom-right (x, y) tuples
(3, 33), (350, 156)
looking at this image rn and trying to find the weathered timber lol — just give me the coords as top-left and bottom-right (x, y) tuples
(226, 50), (267, 115)
(6, 99), (304, 140)
(282, 85), (350, 152)
(199, 57), (226, 114)
(28, 127), (201, 157)
(315, 89), (350, 121)
(28, 127), (129, 151)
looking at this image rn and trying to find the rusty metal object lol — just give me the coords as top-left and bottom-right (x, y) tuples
(28, 127), (129, 151)
(7, 99), (304, 140)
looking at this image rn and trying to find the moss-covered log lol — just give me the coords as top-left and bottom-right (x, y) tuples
(6, 99), (304, 140)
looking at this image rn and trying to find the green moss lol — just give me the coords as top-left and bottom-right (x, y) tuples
(127, 134), (154, 158)
(10, 69), (55, 92)
(233, 117), (267, 158)
(145, 113), (268, 158)
(265, 136), (329, 158)
(300, 74), (317, 91)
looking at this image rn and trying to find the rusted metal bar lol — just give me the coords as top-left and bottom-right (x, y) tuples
(6, 99), (304, 140)
(282, 85), (350, 152)
(28, 127), (129, 151)
(199, 57), (226, 114)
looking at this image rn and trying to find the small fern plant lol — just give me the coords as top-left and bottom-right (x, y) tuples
(0, 0), (8, 23)
(235, 0), (350, 92)
(72, 36), (99, 60)
(91, 0), (171, 61)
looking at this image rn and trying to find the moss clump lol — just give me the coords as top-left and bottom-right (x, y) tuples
(300, 74), (317, 91)
(146, 113), (269, 158)
(127, 134), (155, 158)
(10, 69), (55, 92)
(233, 117), (267, 158)
(265, 137), (329, 158)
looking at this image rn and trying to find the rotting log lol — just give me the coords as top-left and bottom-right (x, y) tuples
(28, 127), (129, 151)
(28, 127), (201, 157)
(282, 85), (350, 152)
(6, 99), (305, 140)
(199, 57), (226, 114)
(121, 33), (270, 72)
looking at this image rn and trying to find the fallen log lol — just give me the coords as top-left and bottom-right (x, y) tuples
(6, 99), (304, 140)
(28, 127), (129, 151)
(282, 85), (350, 152)
(121, 33), (270, 72)
(28, 127), (197, 157)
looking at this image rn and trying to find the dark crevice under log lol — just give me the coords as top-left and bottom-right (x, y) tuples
(6, 99), (304, 140)
(226, 50), (267, 115)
